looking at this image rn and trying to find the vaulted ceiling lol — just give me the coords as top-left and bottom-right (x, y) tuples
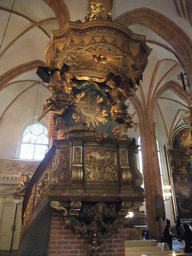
(0, 0), (191, 158)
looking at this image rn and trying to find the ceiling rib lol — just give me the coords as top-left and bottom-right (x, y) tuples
(0, 82), (38, 122)
(0, 17), (56, 58)
(156, 102), (169, 141)
(0, 7), (57, 39)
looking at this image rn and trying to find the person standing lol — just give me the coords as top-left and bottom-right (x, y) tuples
(189, 221), (192, 231)
(175, 215), (182, 241)
(182, 224), (192, 253)
(163, 224), (173, 250)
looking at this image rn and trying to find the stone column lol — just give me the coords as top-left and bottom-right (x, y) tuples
(139, 114), (164, 240)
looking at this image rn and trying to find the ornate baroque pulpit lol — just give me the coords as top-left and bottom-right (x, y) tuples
(20, 1), (151, 255)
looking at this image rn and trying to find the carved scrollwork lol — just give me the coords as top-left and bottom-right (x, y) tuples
(49, 149), (59, 184)
(63, 202), (128, 256)
(121, 167), (132, 184)
(23, 186), (36, 227)
(35, 168), (50, 208)
(72, 146), (83, 183)
(49, 148), (70, 184)
(119, 148), (132, 184)
(50, 201), (67, 216)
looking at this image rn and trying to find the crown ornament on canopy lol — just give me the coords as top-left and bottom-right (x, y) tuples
(85, 0), (113, 21)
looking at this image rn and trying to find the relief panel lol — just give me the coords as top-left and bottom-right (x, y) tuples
(84, 148), (118, 181)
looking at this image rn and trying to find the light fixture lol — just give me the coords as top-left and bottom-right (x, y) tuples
(126, 212), (134, 218)
(163, 185), (172, 201)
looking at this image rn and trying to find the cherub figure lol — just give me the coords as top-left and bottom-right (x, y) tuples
(19, 172), (30, 187)
(38, 64), (75, 120)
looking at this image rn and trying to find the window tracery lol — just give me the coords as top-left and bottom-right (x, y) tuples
(19, 123), (49, 160)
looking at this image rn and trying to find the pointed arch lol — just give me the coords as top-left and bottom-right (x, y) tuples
(150, 80), (190, 120)
(0, 60), (46, 91)
(114, 8), (192, 88)
(43, 0), (70, 29)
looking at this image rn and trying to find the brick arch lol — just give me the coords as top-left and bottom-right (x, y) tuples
(150, 80), (189, 116)
(0, 60), (46, 91)
(130, 80), (189, 129)
(114, 8), (192, 89)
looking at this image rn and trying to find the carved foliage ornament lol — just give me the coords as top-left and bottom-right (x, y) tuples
(63, 202), (128, 256)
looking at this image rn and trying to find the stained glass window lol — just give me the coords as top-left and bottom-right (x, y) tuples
(19, 123), (49, 160)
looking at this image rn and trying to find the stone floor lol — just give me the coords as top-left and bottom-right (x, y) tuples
(0, 239), (187, 256)
(173, 238), (185, 252)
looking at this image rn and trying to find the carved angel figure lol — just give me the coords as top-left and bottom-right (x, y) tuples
(38, 67), (75, 121)
(106, 74), (138, 128)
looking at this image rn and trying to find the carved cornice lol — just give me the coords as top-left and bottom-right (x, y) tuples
(46, 20), (151, 84)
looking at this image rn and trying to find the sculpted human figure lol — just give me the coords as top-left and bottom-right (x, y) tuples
(38, 66), (75, 121)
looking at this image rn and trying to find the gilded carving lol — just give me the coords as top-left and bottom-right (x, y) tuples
(64, 202), (128, 256)
(70, 201), (82, 216)
(49, 147), (70, 183)
(49, 149), (59, 184)
(23, 160), (52, 226)
(119, 148), (129, 166)
(73, 146), (82, 164)
(39, 14), (151, 130)
(60, 148), (70, 182)
(129, 152), (143, 187)
(84, 148), (117, 181)
(73, 86), (108, 127)
(23, 186), (36, 227)
(47, 25), (151, 83)
(72, 165), (83, 183)
(31, 2), (148, 255)
(2, 159), (38, 175)
(122, 167), (132, 184)
(50, 201), (67, 216)
(85, 1), (112, 22)
(18, 172), (30, 187)
(38, 67), (75, 121)
(35, 166), (50, 207)
(95, 131), (108, 143)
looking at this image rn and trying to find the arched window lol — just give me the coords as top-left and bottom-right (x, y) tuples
(19, 123), (49, 160)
